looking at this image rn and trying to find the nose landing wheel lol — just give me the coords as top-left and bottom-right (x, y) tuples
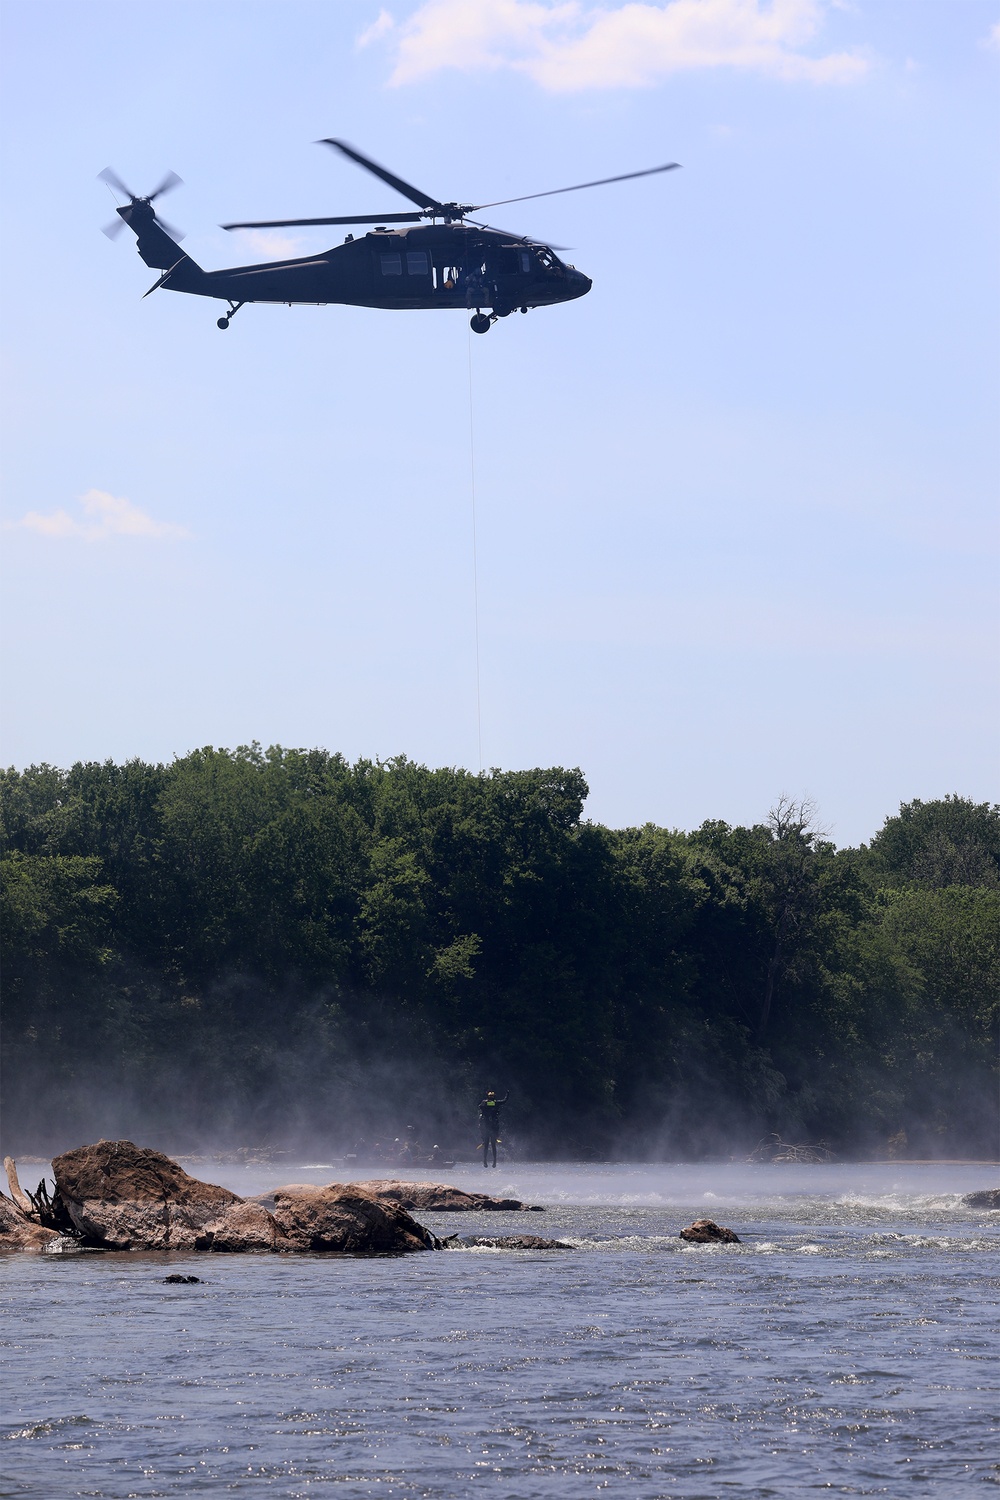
(470, 312), (491, 335)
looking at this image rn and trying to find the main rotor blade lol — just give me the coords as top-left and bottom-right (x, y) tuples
(473, 162), (680, 212)
(98, 166), (134, 199)
(318, 138), (444, 212)
(149, 170), (182, 202)
(222, 210), (425, 230)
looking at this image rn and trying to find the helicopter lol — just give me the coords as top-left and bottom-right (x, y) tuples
(101, 140), (679, 333)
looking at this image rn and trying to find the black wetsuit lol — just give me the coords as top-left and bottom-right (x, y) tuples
(479, 1093), (508, 1167)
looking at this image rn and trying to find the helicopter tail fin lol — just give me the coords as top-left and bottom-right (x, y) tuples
(116, 202), (205, 287)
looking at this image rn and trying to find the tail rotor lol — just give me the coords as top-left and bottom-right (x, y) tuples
(99, 167), (185, 241)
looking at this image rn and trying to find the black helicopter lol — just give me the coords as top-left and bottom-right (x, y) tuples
(101, 140), (679, 332)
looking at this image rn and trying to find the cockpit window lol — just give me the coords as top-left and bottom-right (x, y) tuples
(406, 250), (429, 275)
(379, 252), (402, 276)
(520, 251), (532, 274)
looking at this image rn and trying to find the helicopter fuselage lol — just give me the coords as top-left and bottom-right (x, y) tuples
(135, 215), (591, 317)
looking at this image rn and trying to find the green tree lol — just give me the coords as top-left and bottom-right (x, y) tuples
(866, 795), (1000, 888)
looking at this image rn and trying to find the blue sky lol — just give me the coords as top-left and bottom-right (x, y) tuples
(1, 0), (997, 845)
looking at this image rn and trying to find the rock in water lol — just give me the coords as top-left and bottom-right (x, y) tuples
(963, 1188), (1000, 1210)
(43, 1141), (443, 1254)
(350, 1180), (543, 1212)
(163, 1274), (201, 1284)
(0, 1192), (59, 1252)
(679, 1218), (741, 1244)
(270, 1184), (436, 1253)
(51, 1140), (255, 1251)
(461, 1234), (571, 1250)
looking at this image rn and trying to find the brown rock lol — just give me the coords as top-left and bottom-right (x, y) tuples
(49, 1142), (440, 1254)
(54, 1139), (236, 1209)
(270, 1184), (436, 1253)
(53, 1139), (240, 1251)
(250, 1183), (324, 1210)
(351, 1179), (542, 1212)
(679, 1218), (741, 1244)
(0, 1192), (59, 1252)
(197, 1200), (279, 1252)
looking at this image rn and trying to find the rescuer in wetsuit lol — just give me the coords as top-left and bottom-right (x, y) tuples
(479, 1090), (508, 1168)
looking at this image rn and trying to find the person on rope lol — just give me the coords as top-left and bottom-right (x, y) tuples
(479, 1089), (509, 1168)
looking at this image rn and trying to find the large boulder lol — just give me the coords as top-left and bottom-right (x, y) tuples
(351, 1180), (543, 1212)
(0, 1193), (59, 1252)
(679, 1218), (741, 1244)
(270, 1184), (436, 1253)
(52, 1140), (244, 1250)
(49, 1142), (443, 1254)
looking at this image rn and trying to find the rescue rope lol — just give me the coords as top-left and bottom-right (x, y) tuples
(467, 325), (483, 773)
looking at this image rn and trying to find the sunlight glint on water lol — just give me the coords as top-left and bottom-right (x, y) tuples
(2, 1163), (997, 1497)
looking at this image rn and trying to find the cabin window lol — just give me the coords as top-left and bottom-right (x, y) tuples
(379, 252), (402, 276)
(520, 250), (532, 274)
(406, 250), (429, 276)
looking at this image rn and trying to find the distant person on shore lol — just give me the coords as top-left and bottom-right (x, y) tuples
(479, 1090), (508, 1169)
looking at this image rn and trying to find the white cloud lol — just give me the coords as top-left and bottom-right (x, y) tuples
(231, 229), (308, 260)
(10, 489), (191, 541)
(981, 20), (1000, 52)
(380, 0), (870, 89)
(358, 8), (397, 47)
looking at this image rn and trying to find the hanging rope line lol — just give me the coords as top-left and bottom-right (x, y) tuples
(467, 326), (484, 774)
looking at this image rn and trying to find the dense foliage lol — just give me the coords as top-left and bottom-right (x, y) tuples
(1, 749), (997, 1158)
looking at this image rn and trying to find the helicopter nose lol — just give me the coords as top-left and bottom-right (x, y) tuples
(571, 268), (592, 298)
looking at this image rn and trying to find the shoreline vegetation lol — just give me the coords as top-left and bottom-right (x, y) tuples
(1, 747), (997, 1160)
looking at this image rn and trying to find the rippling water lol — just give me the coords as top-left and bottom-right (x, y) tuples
(3, 1162), (997, 1497)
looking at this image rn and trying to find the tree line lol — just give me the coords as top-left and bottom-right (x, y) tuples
(1, 747), (997, 1158)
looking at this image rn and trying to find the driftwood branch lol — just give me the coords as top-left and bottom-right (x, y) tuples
(4, 1156), (80, 1235)
(746, 1133), (834, 1164)
(3, 1157), (34, 1214)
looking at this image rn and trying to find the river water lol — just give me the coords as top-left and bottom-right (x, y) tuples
(2, 1161), (997, 1497)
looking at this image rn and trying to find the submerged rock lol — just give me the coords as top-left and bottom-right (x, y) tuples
(351, 1180), (544, 1212)
(679, 1218), (741, 1244)
(270, 1184), (436, 1253)
(0, 1192), (59, 1252)
(963, 1188), (1000, 1210)
(163, 1274), (201, 1284)
(461, 1234), (571, 1250)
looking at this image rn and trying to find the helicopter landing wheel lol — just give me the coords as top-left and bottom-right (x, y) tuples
(470, 313), (491, 334)
(216, 300), (244, 331)
(493, 304), (512, 318)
